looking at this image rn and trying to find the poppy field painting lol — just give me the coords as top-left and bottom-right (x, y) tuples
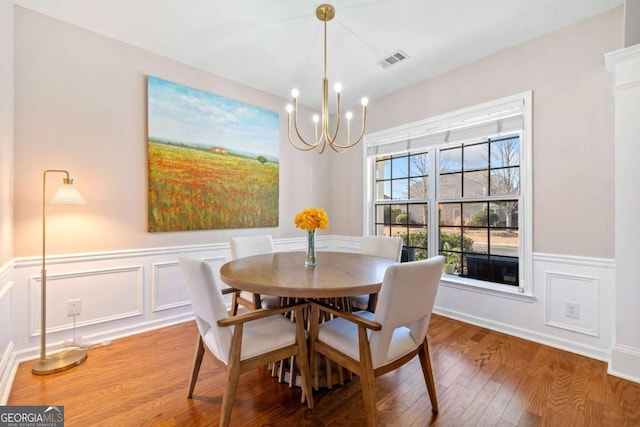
(147, 76), (279, 232)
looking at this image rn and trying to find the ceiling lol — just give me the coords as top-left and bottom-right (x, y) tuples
(14, 0), (623, 110)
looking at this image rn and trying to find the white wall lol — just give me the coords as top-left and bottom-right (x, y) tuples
(0, 0), (16, 405)
(12, 6), (328, 258)
(625, 0), (640, 46)
(0, 0), (14, 266)
(333, 8), (621, 261)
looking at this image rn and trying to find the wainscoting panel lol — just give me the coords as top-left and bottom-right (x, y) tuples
(0, 264), (16, 404)
(8, 241), (273, 371)
(433, 252), (615, 362)
(2, 238), (627, 404)
(151, 255), (228, 312)
(151, 261), (191, 312)
(545, 271), (600, 336)
(28, 265), (143, 336)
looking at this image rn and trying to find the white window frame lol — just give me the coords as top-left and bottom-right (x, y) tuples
(363, 91), (533, 299)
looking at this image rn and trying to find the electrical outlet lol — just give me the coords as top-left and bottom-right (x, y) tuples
(565, 302), (580, 319)
(67, 299), (81, 317)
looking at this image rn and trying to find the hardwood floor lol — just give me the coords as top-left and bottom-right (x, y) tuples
(8, 315), (640, 426)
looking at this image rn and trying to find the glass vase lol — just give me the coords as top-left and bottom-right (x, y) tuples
(305, 229), (317, 266)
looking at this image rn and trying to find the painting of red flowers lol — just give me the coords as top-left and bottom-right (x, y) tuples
(147, 76), (279, 231)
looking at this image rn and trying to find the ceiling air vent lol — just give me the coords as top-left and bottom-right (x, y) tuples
(379, 50), (409, 68)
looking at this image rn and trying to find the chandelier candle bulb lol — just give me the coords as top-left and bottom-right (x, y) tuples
(286, 3), (368, 154)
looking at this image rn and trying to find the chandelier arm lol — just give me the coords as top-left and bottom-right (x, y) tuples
(287, 131), (323, 151)
(329, 141), (346, 153)
(328, 106), (368, 150)
(318, 138), (327, 154)
(287, 110), (322, 151)
(291, 99), (321, 148)
(289, 137), (323, 151)
(327, 92), (341, 145)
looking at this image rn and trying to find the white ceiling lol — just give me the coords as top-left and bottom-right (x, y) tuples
(14, 0), (623, 110)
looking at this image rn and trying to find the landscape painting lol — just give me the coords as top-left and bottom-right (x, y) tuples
(147, 76), (279, 232)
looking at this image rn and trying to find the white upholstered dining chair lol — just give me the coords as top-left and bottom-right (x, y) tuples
(179, 255), (313, 427)
(351, 235), (403, 311)
(309, 255), (445, 427)
(229, 235), (279, 315)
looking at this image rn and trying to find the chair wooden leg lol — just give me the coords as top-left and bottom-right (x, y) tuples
(230, 293), (239, 316)
(308, 304), (320, 391)
(357, 325), (377, 427)
(220, 324), (243, 427)
(277, 358), (286, 383)
(220, 362), (240, 427)
(366, 293), (378, 312)
(252, 293), (262, 309)
(288, 356), (296, 388)
(359, 368), (377, 427)
(418, 337), (438, 414)
(187, 335), (205, 398)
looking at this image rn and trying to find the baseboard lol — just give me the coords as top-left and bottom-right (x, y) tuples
(0, 341), (16, 405)
(12, 313), (195, 364)
(609, 344), (640, 383)
(433, 306), (611, 362)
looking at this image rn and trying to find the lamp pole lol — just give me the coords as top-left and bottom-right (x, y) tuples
(32, 169), (87, 375)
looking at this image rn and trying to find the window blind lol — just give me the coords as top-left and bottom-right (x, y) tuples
(367, 114), (523, 156)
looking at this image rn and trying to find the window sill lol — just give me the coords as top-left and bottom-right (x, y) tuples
(439, 274), (535, 302)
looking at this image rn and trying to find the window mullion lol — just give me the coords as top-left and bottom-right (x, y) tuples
(429, 150), (439, 258)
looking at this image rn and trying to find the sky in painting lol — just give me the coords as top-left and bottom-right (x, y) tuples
(147, 76), (279, 159)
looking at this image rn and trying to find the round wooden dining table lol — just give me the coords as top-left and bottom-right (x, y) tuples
(220, 251), (396, 389)
(219, 251), (396, 299)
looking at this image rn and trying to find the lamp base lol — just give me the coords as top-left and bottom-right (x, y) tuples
(32, 348), (88, 375)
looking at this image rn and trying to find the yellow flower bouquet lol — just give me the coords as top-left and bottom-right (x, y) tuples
(294, 208), (328, 266)
(294, 207), (329, 231)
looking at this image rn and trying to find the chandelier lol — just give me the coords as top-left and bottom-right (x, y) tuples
(286, 4), (368, 154)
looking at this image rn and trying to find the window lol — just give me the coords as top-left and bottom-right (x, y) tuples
(374, 151), (429, 261)
(438, 134), (520, 285)
(365, 92), (532, 294)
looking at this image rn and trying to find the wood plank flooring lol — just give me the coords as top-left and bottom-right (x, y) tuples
(8, 315), (640, 426)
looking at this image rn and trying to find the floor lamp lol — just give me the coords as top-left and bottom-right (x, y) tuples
(32, 169), (86, 375)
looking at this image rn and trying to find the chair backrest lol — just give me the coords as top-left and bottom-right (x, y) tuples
(231, 235), (275, 259)
(359, 236), (403, 261)
(369, 255), (445, 367)
(179, 255), (233, 364)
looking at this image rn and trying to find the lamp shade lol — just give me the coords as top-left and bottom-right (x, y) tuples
(51, 181), (85, 205)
